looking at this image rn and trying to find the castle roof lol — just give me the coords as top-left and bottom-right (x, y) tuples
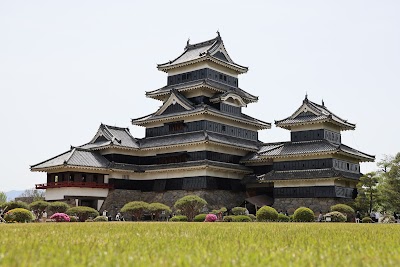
(275, 96), (356, 130)
(146, 78), (258, 103)
(157, 34), (248, 74)
(82, 124), (139, 149)
(242, 140), (374, 162)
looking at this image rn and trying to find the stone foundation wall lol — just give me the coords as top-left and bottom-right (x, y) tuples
(101, 189), (246, 217)
(272, 198), (353, 214)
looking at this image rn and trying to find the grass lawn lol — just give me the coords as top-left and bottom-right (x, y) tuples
(0, 222), (399, 266)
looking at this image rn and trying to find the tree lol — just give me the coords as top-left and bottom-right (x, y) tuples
(28, 200), (49, 221)
(379, 153), (400, 211)
(121, 201), (149, 221)
(48, 201), (70, 214)
(19, 189), (45, 201)
(66, 206), (99, 222)
(174, 195), (207, 222)
(0, 192), (6, 204)
(354, 172), (380, 214)
(147, 203), (171, 221)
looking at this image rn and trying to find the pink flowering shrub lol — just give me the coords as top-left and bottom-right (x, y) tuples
(50, 213), (70, 222)
(205, 214), (217, 222)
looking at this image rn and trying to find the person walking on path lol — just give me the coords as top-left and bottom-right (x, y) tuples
(355, 211), (361, 223)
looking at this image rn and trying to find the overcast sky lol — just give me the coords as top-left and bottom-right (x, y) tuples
(0, 1), (399, 191)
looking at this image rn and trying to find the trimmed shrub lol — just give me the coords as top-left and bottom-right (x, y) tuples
(29, 200), (49, 221)
(223, 215), (235, 222)
(293, 207), (315, 222)
(48, 202), (70, 214)
(2, 201), (29, 212)
(231, 207), (247, 216)
(174, 195), (207, 222)
(362, 217), (374, 223)
(194, 214), (207, 222)
(205, 214), (217, 222)
(4, 208), (34, 223)
(50, 213), (70, 222)
(330, 204), (355, 222)
(233, 215), (252, 222)
(324, 211), (346, 222)
(248, 214), (256, 221)
(289, 215), (294, 222)
(148, 203), (171, 221)
(170, 215), (188, 222)
(256, 206), (279, 222)
(278, 213), (290, 222)
(379, 215), (396, 223)
(93, 216), (108, 222)
(121, 201), (149, 221)
(66, 206), (99, 222)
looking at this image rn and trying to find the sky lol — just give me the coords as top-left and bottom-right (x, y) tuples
(0, 1), (399, 191)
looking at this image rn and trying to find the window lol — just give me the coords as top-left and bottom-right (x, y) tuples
(169, 122), (185, 132)
(93, 175), (98, 183)
(69, 174), (74, 182)
(222, 125), (226, 131)
(54, 175), (58, 183)
(82, 174), (86, 182)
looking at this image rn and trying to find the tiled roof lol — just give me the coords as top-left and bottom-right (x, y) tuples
(132, 104), (271, 129)
(31, 148), (110, 170)
(139, 131), (259, 151)
(275, 97), (356, 130)
(157, 34), (248, 73)
(86, 124), (139, 149)
(146, 79), (258, 103)
(243, 140), (374, 162)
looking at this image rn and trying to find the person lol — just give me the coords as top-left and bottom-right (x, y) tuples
(375, 211), (381, 223)
(115, 212), (121, 221)
(318, 211), (323, 222)
(284, 211), (289, 216)
(355, 211), (361, 223)
(370, 211), (376, 222)
(42, 211), (47, 222)
(245, 208), (249, 216)
(217, 211), (223, 221)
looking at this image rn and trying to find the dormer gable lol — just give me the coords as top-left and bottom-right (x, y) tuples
(154, 90), (194, 116)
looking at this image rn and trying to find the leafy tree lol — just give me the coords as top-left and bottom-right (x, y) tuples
(121, 201), (149, 221)
(354, 172), (380, 214)
(48, 202), (70, 214)
(19, 189), (45, 201)
(66, 206), (99, 222)
(379, 153), (400, 211)
(0, 192), (6, 204)
(174, 195), (207, 222)
(29, 200), (49, 221)
(147, 203), (171, 221)
(1, 201), (29, 212)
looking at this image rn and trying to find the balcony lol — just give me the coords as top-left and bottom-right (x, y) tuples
(35, 182), (114, 189)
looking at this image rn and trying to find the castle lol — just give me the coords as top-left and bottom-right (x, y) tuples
(31, 34), (374, 214)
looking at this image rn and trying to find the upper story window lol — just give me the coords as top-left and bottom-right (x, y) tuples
(168, 121), (186, 133)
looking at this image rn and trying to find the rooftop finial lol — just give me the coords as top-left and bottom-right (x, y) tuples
(322, 99), (325, 106)
(187, 38), (190, 46)
(305, 92), (308, 101)
(216, 30), (220, 38)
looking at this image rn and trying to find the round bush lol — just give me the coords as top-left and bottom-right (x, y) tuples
(2, 201), (29, 212)
(223, 215), (235, 222)
(278, 213), (290, 222)
(48, 202), (70, 214)
(256, 206), (279, 222)
(248, 214), (256, 221)
(324, 211), (346, 222)
(362, 217), (374, 223)
(4, 208), (34, 223)
(231, 207), (247, 216)
(66, 206), (99, 222)
(293, 207), (315, 222)
(194, 214), (207, 222)
(233, 215), (252, 222)
(330, 204), (355, 222)
(50, 213), (70, 222)
(93, 216), (108, 222)
(205, 214), (217, 222)
(170, 215), (188, 222)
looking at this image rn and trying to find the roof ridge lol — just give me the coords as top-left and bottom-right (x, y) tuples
(185, 35), (220, 50)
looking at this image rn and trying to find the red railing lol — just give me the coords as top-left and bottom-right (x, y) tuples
(35, 182), (113, 189)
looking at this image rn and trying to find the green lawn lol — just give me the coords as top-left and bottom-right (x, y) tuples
(0, 222), (399, 267)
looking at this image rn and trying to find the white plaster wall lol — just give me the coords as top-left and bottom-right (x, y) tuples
(45, 187), (109, 201)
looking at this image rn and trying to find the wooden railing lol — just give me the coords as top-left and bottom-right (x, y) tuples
(35, 182), (113, 189)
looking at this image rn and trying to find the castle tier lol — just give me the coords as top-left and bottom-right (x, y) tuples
(31, 34), (374, 214)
